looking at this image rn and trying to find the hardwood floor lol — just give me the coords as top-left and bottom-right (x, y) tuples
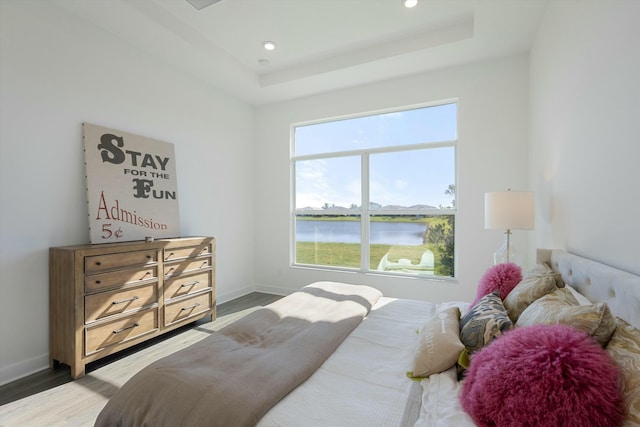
(0, 292), (282, 427)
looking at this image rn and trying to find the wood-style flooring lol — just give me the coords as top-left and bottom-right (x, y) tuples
(0, 292), (282, 427)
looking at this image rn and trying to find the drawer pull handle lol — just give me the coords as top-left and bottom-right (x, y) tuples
(96, 261), (102, 266)
(201, 261), (208, 268)
(113, 323), (139, 334)
(95, 280), (102, 284)
(180, 281), (200, 288)
(146, 255), (152, 259)
(112, 296), (139, 305)
(166, 252), (174, 260)
(181, 303), (201, 311)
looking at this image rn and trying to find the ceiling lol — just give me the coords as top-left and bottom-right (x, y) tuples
(51, 0), (549, 105)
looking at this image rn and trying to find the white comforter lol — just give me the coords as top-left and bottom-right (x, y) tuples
(258, 297), (474, 427)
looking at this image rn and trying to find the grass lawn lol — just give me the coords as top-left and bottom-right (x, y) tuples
(296, 242), (440, 270)
(294, 215), (453, 276)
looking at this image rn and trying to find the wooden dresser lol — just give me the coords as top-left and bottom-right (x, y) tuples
(49, 236), (215, 379)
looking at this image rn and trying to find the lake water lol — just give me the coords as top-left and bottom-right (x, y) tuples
(296, 220), (427, 245)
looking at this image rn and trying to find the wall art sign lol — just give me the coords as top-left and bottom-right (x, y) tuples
(83, 123), (181, 243)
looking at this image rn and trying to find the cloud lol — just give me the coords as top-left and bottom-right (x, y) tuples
(394, 179), (408, 190)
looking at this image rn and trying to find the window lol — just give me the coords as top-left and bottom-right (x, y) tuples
(292, 102), (457, 278)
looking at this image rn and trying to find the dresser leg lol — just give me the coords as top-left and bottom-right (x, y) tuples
(71, 362), (85, 380)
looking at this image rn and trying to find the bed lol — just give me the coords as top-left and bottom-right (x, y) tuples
(95, 249), (640, 427)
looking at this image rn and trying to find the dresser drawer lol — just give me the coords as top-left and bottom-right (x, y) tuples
(85, 283), (158, 323)
(164, 257), (212, 277)
(85, 250), (158, 274)
(85, 308), (158, 355)
(164, 292), (212, 326)
(164, 245), (212, 262)
(85, 267), (158, 293)
(164, 271), (212, 300)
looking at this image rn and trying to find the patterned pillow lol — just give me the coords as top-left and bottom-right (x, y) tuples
(516, 288), (617, 347)
(523, 262), (564, 287)
(565, 284), (593, 305)
(410, 307), (465, 378)
(460, 291), (512, 356)
(532, 286), (579, 305)
(503, 265), (560, 323)
(606, 318), (640, 425)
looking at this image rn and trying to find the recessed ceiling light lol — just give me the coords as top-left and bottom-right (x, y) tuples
(403, 0), (418, 8)
(263, 41), (276, 51)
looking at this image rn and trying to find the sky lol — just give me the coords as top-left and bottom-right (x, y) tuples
(294, 102), (457, 210)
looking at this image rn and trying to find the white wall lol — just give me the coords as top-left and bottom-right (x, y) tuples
(0, 1), (255, 384)
(530, 0), (640, 275)
(254, 54), (531, 303)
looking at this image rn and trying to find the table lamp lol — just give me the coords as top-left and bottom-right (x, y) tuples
(485, 190), (534, 265)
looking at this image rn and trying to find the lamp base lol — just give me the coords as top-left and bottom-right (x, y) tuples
(493, 230), (521, 265)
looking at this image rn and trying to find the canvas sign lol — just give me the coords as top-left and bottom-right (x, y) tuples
(83, 123), (180, 243)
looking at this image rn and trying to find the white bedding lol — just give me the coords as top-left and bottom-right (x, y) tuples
(258, 297), (469, 427)
(414, 368), (475, 427)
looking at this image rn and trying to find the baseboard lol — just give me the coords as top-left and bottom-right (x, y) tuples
(254, 283), (293, 296)
(216, 285), (256, 305)
(0, 353), (49, 386)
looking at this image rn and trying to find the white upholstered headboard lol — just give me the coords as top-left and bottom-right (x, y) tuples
(537, 249), (640, 329)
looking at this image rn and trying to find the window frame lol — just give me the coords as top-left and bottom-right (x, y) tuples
(290, 101), (458, 278)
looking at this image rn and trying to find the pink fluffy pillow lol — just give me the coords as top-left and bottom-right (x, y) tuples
(471, 262), (522, 306)
(460, 324), (624, 427)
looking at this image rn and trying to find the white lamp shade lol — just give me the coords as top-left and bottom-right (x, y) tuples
(485, 191), (535, 230)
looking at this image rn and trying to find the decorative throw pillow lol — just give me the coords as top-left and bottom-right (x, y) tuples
(470, 262), (522, 307)
(606, 318), (640, 425)
(565, 284), (593, 305)
(523, 262), (564, 287)
(527, 286), (579, 305)
(460, 324), (624, 427)
(459, 291), (512, 356)
(410, 307), (464, 378)
(503, 264), (560, 323)
(517, 288), (617, 347)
